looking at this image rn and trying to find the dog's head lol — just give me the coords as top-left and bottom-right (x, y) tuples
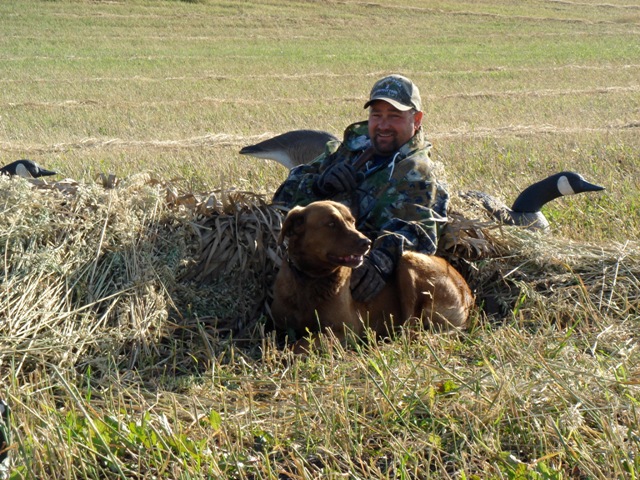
(279, 201), (371, 275)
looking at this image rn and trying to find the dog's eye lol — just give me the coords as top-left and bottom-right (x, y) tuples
(327, 221), (336, 228)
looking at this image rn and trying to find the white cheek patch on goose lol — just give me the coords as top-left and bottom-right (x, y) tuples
(557, 176), (575, 196)
(15, 163), (31, 178)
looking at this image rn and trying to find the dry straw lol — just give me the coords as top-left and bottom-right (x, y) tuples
(0, 174), (637, 380)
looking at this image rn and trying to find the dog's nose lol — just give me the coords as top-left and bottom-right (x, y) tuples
(359, 237), (372, 251)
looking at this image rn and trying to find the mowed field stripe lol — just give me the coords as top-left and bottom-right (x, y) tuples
(2, 27), (638, 45)
(1, 64), (638, 84)
(547, 0), (640, 8)
(3, 85), (638, 109)
(336, 1), (640, 21)
(1, 123), (638, 154)
(36, 1), (640, 25)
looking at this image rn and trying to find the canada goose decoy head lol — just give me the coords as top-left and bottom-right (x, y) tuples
(511, 171), (605, 213)
(239, 129), (338, 169)
(463, 171), (605, 231)
(0, 159), (58, 179)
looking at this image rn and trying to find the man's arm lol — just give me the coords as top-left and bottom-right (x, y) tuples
(374, 191), (448, 259)
(273, 147), (363, 207)
(272, 161), (324, 207)
(369, 158), (450, 261)
(351, 165), (449, 303)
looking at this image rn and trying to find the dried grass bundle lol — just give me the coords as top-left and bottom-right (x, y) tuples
(437, 195), (639, 326)
(181, 195), (283, 283)
(475, 230), (638, 323)
(1, 174), (637, 383)
(178, 192), (285, 336)
(0, 174), (194, 380)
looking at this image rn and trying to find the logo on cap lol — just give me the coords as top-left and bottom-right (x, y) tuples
(364, 74), (422, 112)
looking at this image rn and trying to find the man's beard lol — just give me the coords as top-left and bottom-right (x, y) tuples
(371, 134), (400, 155)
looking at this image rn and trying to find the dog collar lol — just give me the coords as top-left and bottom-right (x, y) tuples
(285, 253), (335, 280)
(286, 254), (305, 278)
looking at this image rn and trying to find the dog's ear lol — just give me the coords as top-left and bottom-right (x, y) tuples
(278, 206), (306, 245)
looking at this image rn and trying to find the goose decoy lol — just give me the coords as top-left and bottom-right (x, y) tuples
(239, 129), (338, 169)
(462, 171), (605, 231)
(0, 159), (58, 179)
(0, 399), (9, 467)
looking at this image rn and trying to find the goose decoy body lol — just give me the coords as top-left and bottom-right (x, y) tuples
(0, 399), (9, 467)
(239, 129), (338, 169)
(0, 159), (57, 179)
(462, 171), (605, 231)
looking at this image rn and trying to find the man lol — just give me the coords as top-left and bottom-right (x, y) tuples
(272, 74), (449, 303)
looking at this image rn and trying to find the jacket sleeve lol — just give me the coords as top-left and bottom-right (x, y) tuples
(271, 161), (323, 207)
(271, 138), (344, 207)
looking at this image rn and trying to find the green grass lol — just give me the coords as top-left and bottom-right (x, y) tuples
(1, 0), (639, 478)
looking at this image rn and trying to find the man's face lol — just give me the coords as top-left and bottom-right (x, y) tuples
(368, 100), (423, 155)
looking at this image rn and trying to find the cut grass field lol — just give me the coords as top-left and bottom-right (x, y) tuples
(0, 0), (639, 478)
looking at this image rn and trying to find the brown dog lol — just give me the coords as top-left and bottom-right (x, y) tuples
(271, 200), (474, 351)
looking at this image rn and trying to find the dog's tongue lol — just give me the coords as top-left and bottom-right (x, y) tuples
(339, 254), (364, 268)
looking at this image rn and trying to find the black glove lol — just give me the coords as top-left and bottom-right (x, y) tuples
(314, 162), (360, 196)
(350, 250), (395, 303)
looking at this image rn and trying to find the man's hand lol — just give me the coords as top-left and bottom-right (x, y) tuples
(314, 162), (360, 196)
(350, 250), (395, 303)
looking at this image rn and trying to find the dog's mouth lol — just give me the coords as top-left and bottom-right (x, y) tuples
(328, 253), (365, 268)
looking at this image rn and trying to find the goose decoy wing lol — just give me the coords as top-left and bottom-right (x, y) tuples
(239, 129), (337, 169)
(460, 190), (519, 225)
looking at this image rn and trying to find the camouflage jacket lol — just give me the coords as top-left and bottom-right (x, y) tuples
(272, 120), (449, 264)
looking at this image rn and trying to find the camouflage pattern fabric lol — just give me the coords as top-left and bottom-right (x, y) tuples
(272, 120), (449, 265)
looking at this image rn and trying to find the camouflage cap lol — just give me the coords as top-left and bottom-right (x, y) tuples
(363, 74), (422, 112)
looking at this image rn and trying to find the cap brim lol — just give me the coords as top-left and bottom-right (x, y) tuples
(363, 97), (413, 111)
